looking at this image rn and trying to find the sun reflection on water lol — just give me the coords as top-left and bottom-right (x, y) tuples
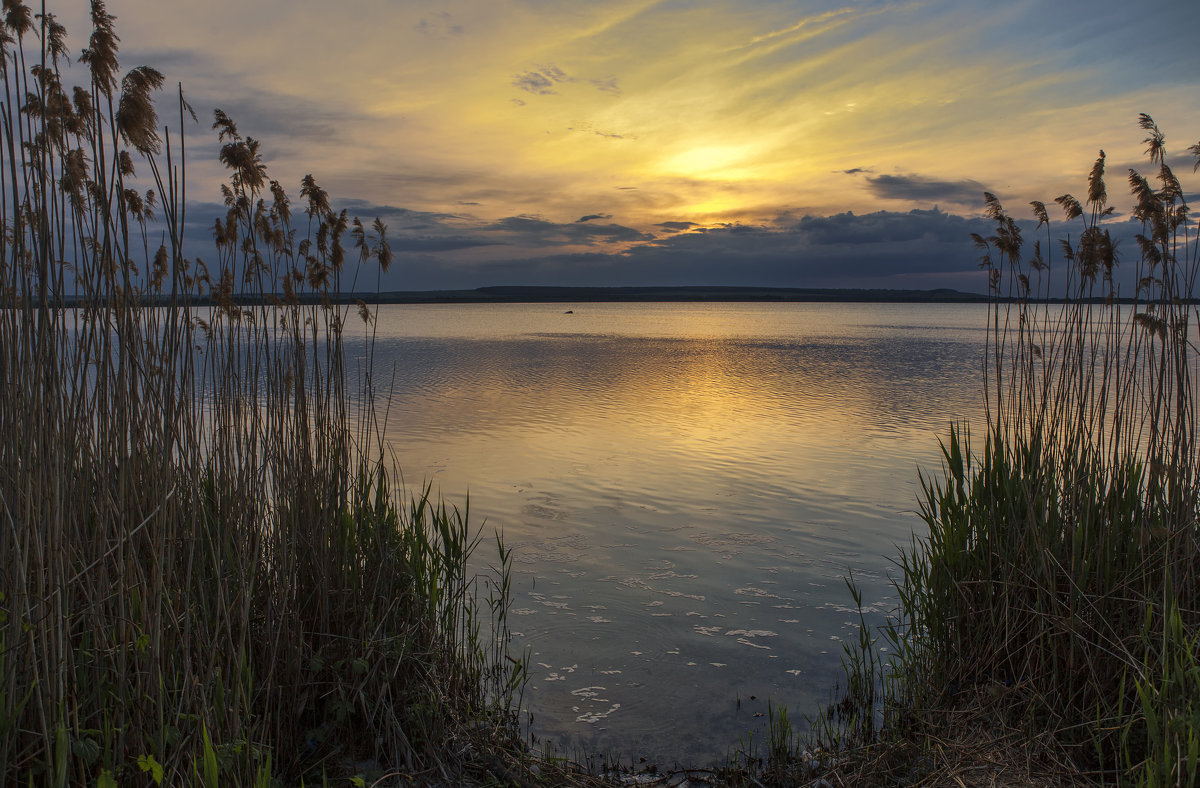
(365, 301), (988, 763)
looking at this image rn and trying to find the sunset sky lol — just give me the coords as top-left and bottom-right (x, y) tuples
(65, 0), (1200, 291)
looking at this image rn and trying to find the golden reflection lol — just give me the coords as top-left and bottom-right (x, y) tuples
(376, 305), (986, 530)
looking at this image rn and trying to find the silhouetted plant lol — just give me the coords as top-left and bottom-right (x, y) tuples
(0, 2), (523, 784)
(822, 116), (1200, 786)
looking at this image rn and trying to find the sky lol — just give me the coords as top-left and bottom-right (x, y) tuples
(55, 0), (1200, 292)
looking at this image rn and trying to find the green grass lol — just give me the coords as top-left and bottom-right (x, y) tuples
(0, 3), (527, 784)
(816, 116), (1200, 786)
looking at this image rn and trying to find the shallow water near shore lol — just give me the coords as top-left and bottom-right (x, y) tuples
(362, 301), (988, 765)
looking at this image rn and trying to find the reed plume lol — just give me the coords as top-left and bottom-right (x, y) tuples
(0, 3), (524, 785)
(825, 116), (1200, 786)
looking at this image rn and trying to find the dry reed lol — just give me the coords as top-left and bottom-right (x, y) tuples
(0, 2), (524, 785)
(819, 117), (1200, 787)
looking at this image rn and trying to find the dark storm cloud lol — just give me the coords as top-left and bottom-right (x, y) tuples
(865, 173), (988, 205)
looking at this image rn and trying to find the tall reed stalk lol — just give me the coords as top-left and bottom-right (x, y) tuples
(825, 117), (1200, 786)
(0, 2), (523, 784)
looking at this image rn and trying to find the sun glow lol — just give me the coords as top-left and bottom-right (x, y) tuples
(659, 143), (764, 180)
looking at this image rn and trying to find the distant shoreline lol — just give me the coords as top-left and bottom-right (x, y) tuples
(368, 285), (991, 304)
(48, 285), (1171, 307)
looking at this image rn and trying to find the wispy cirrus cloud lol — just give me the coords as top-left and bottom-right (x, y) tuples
(413, 12), (464, 37)
(91, 0), (1200, 293)
(590, 76), (621, 95)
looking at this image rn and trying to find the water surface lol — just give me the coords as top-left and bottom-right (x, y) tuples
(367, 302), (989, 764)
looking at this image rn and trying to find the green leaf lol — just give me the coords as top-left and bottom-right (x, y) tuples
(138, 754), (165, 784)
(201, 723), (219, 788)
(96, 770), (118, 788)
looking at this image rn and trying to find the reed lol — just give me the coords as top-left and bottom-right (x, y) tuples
(0, 2), (524, 784)
(823, 116), (1200, 785)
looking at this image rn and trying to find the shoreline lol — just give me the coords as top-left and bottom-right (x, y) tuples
(369, 285), (989, 303)
(44, 285), (1176, 308)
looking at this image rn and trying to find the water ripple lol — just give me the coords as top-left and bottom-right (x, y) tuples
(372, 302), (989, 763)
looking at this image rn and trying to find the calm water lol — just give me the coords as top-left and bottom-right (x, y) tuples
(365, 302), (989, 764)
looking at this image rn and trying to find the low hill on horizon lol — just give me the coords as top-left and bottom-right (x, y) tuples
(371, 285), (989, 304)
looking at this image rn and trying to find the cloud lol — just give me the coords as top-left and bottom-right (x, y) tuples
(489, 214), (559, 234)
(335, 200), (470, 231)
(656, 221), (699, 233)
(788, 209), (974, 245)
(566, 122), (633, 140)
(364, 208), (1002, 291)
(180, 190), (1150, 297)
(590, 76), (621, 95)
(485, 214), (651, 246)
(841, 167), (871, 175)
(512, 65), (572, 95)
(748, 8), (861, 46)
(388, 237), (499, 253)
(413, 12), (463, 37)
(572, 223), (651, 242)
(531, 211), (990, 288)
(120, 50), (348, 152)
(864, 173), (988, 205)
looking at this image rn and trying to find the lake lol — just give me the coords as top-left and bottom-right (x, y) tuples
(363, 301), (990, 765)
